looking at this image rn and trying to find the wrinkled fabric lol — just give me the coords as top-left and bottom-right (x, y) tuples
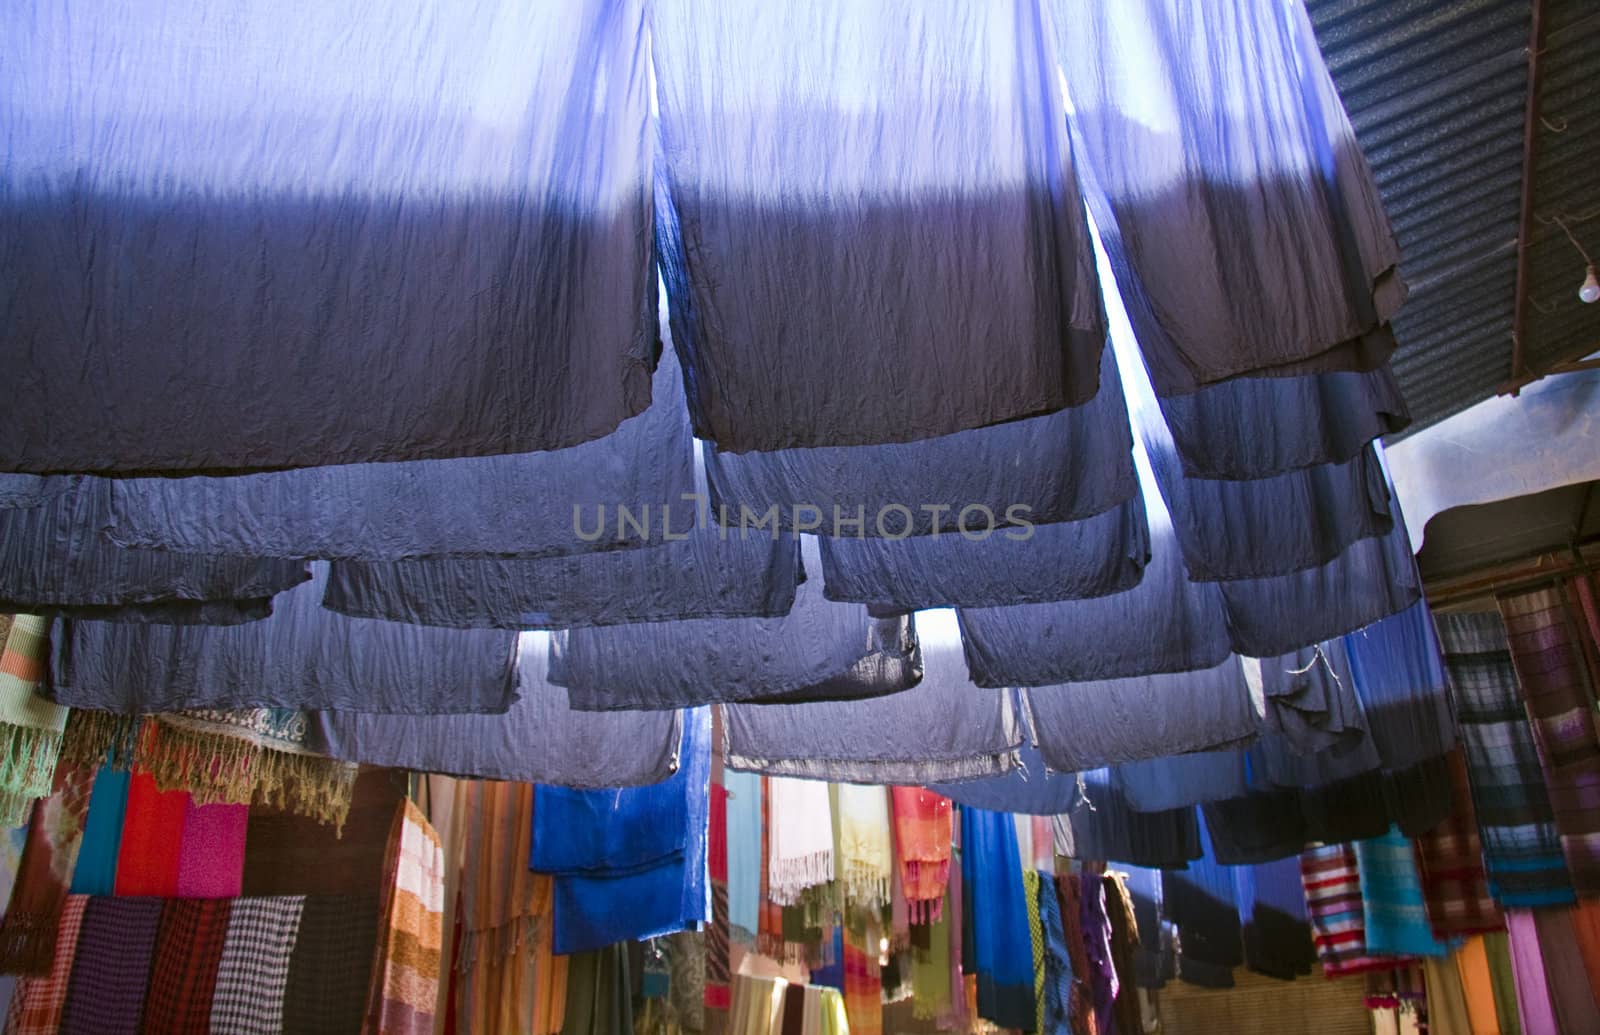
(961, 807), (1035, 1030)
(723, 611), (1019, 783)
(0, 475), (78, 511)
(1341, 598), (1457, 769)
(1235, 857), (1316, 981)
(705, 344), (1135, 537)
(315, 632), (682, 786)
(106, 348), (694, 560)
(0, 479), (308, 623)
(2, 0), (655, 472)
(552, 538), (919, 711)
(1054, 0), (1402, 396)
(652, 0), (1105, 453)
(323, 521), (799, 630)
(1054, 770), (1201, 868)
(932, 742), (1084, 817)
(49, 561), (519, 713)
(817, 494), (1148, 610)
(1162, 824), (1242, 988)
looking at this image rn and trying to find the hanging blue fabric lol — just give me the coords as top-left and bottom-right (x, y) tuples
(1055, 770), (1200, 869)
(961, 806), (1036, 1030)
(1234, 857), (1316, 980)
(1342, 597), (1457, 768)
(69, 767), (131, 896)
(933, 741), (1082, 817)
(1160, 817), (1243, 988)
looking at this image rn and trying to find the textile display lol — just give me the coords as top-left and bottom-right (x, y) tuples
(1054, 770), (1202, 869)
(1412, 752), (1503, 938)
(139, 898), (232, 1035)
(933, 741), (1086, 817)
(0, 617), (68, 826)
(1531, 906), (1600, 1032)
(1435, 611), (1574, 907)
(1035, 873), (1071, 1035)
(1104, 873), (1146, 1033)
(208, 897), (306, 1035)
(173, 799), (248, 899)
(1234, 857), (1316, 981)
(1300, 843), (1403, 978)
(1497, 583), (1600, 896)
(57, 896), (162, 1035)
(1422, 953), (1471, 1035)
(367, 799), (446, 1035)
(1161, 829), (1243, 988)
(766, 777), (835, 907)
(318, 632), (682, 789)
(910, 883), (954, 1021)
(1451, 935), (1508, 1035)
(1022, 870), (1046, 1034)
(2, 896), (86, 1035)
(49, 562), (520, 715)
(1341, 598), (1458, 770)
(559, 945), (633, 1035)
(107, 342), (692, 562)
(1504, 910), (1558, 1035)
(842, 925), (882, 1035)
(1355, 827), (1451, 958)
(0, 763), (95, 975)
(837, 784), (893, 912)
(241, 769), (405, 898)
(890, 788), (952, 924)
(67, 768), (127, 897)
(723, 611), (1019, 784)
(1482, 931), (1522, 1035)
(961, 806), (1034, 1029)
(111, 772), (188, 897)
(280, 895), (382, 1035)
(725, 768), (763, 944)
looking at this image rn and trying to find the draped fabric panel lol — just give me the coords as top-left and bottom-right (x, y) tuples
(2, 0), (656, 473)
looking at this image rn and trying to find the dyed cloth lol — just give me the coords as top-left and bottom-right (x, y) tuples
(1530, 906), (1600, 1033)
(0, 480), (308, 623)
(1056, 0), (1402, 396)
(174, 799), (248, 898)
(109, 344), (688, 562)
(891, 788), (953, 923)
(58, 897), (163, 1035)
(0, 763), (95, 974)
(1054, 770), (1202, 869)
(837, 784), (893, 911)
(208, 897), (306, 1035)
(1356, 829), (1451, 958)
(1080, 875), (1123, 1025)
(112, 772), (188, 897)
(68, 767), (127, 896)
(1234, 857), (1316, 981)
(1504, 910), (1558, 1035)
(1105, 874), (1145, 1033)
(1412, 752), (1502, 938)
(1482, 931), (1521, 1035)
(553, 539), (920, 711)
(1036, 874), (1072, 1035)
(1342, 598), (1458, 770)
(724, 768), (763, 944)
(139, 899), (232, 1034)
(318, 632), (682, 788)
(1024, 871), (1046, 1034)
(1301, 843), (1404, 978)
(0, 616), (68, 826)
(1054, 876), (1095, 1034)
(652, 0), (1105, 454)
(723, 611), (1019, 784)
(1451, 936), (1505, 1035)
(367, 799), (446, 1035)
(842, 926), (883, 1035)
(1497, 583), (1600, 895)
(242, 768), (403, 898)
(560, 945), (633, 1035)
(766, 777), (834, 906)
(962, 806), (1034, 1029)
(911, 885), (954, 1021)
(935, 741), (1085, 816)
(281, 895), (382, 1035)
(2, 896), (86, 1035)
(2, 0), (654, 473)
(50, 562), (520, 714)
(1162, 830), (1242, 988)
(546, 710), (711, 954)
(1435, 611), (1574, 908)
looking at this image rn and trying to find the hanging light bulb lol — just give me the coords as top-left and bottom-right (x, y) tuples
(1581, 265), (1600, 304)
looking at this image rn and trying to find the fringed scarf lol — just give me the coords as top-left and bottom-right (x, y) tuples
(367, 798), (446, 1035)
(0, 762), (94, 975)
(0, 616), (69, 827)
(767, 777), (834, 906)
(890, 788), (951, 924)
(837, 784), (892, 912)
(61, 708), (358, 831)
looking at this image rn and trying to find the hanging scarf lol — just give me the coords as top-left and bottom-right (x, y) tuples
(68, 766), (128, 896)
(842, 922), (882, 1035)
(0, 616), (69, 827)
(941, 833), (967, 1035)
(367, 798), (446, 1035)
(961, 806), (1034, 1030)
(0, 762), (95, 974)
(113, 771), (188, 897)
(208, 897), (306, 1035)
(58, 896), (164, 1035)
(139, 898), (232, 1035)
(1023, 870), (1046, 1035)
(1036, 873), (1072, 1035)
(281, 895), (383, 1035)
(3, 895), (87, 1035)
(766, 776), (834, 906)
(837, 784), (892, 912)
(1300, 843), (1407, 977)
(724, 768), (762, 945)
(1355, 828), (1450, 958)
(759, 778), (784, 958)
(890, 788), (952, 924)
(909, 885), (952, 1021)
(705, 781), (731, 1012)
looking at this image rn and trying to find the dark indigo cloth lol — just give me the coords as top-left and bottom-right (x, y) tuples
(704, 344), (1136, 536)
(0, 474), (78, 509)
(1037, 873), (1073, 1035)
(49, 561), (519, 714)
(933, 742), (1084, 817)
(551, 537), (919, 711)
(314, 632), (683, 787)
(104, 346), (695, 560)
(817, 493), (1148, 609)
(1119, 866), (1176, 989)
(652, 0), (1105, 453)
(322, 524), (799, 630)
(2, 0), (655, 473)
(723, 610), (1020, 784)
(1162, 821), (1243, 988)
(1235, 857), (1316, 980)
(961, 806), (1036, 1030)
(1054, 0), (1402, 396)
(1054, 770), (1201, 869)
(1026, 655), (1257, 772)
(546, 709), (712, 954)
(1341, 597), (1457, 768)
(0, 478), (309, 624)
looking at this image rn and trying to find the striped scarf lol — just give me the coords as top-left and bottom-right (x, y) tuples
(1300, 843), (1408, 977)
(367, 799), (445, 1035)
(890, 787), (952, 923)
(0, 616), (68, 827)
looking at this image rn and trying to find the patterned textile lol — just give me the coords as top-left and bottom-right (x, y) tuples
(0, 762), (95, 974)
(706, 881), (731, 1012)
(1054, 874), (1095, 1035)
(139, 898), (232, 1035)
(368, 799), (446, 1035)
(842, 924), (882, 1035)
(1498, 584), (1600, 895)
(58, 896), (163, 1035)
(838, 784), (893, 912)
(1300, 843), (1406, 977)
(1036, 874), (1072, 1035)
(1024, 870), (1046, 1035)
(175, 798), (248, 898)
(1412, 751), (1502, 938)
(706, 749), (730, 1015)
(891, 788), (952, 923)
(281, 895), (382, 1035)
(3, 896), (87, 1035)
(0, 616), (68, 827)
(665, 931), (706, 1031)
(1435, 611), (1574, 907)
(1356, 828), (1450, 957)
(209, 896), (307, 1035)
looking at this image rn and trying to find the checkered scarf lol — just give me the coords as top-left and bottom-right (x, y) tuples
(57, 896), (164, 1034)
(208, 896), (306, 1034)
(2, 895), (87, 1035)
(1412, 751), (1503, 938)
(140, 899), (233, 1034)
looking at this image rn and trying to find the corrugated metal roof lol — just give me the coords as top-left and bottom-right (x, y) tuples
(1306, 0), (1600, 433)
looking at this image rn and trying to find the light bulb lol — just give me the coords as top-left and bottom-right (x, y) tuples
(1581, 265), (1600, 305)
